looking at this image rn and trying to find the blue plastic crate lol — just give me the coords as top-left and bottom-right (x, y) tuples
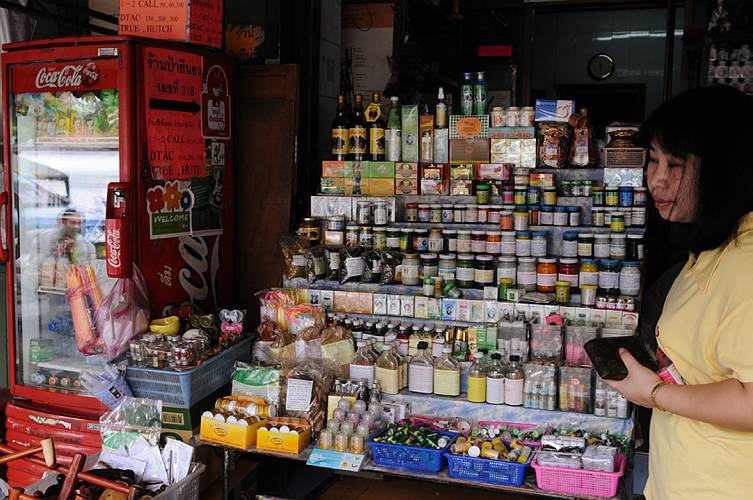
(125, 337), (251, 406)
(369, 429), (456, 472)
(444, 450), (533, 486)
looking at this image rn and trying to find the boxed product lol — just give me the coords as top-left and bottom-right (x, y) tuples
(476, 163), (512, 181)
(434, 128), (449, 163)
(401, 105), (419, 162)
(368, 161), (396, 179)
(529, 172), (555, 188)
(395, 162), (419, 178)
(420, 114), (435, 163)
(395, 178), (419, 195)
(367, 178), (395, 196)
(320, 178), (344, 195)
(449, 115), (490, 139)
(449, 138), (491, 162)
(200, 414), (267, 449)
(449, 180), (472, 196)
(450, 164), (475, 180)
(534, 99), (576, 122)
(488, 126), (536, 139)
(256, 417), (312, 454)
(322, 160), (346, 178)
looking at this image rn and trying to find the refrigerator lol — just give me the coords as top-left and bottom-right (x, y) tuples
(0, 36), (234, 482)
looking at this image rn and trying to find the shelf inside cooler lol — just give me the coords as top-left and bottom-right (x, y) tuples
(30, 136), (119, 150)
(37, 285), (67, 296)
(33, 356), (99, 374)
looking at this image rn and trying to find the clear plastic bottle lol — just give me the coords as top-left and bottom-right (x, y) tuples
(375, 345), (400, 395)
(409, 341), (434, 394)
(504, 355), (524, 406)
(349, 341), (375, 386)
(433, 347), (461, 396)
(486, 353), (505, 405)
(467, 351), (487, 403)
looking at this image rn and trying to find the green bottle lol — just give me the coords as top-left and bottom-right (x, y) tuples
(385, 96), (402, 161)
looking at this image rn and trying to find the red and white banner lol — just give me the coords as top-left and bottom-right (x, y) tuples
(12, 58), (118, 94)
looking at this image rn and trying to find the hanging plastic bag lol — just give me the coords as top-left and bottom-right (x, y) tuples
(94, 265), (150, 360)
(80, 364), (133, 409)
(100, 397), (162, 451)
(66, 263), (106, 355)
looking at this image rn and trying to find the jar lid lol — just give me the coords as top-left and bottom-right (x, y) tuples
(414, 229), (428, 234)
(373, 228), (386, 233)
(501, 231), (516, 237)
(531, 231), (547, 237)
(563, 231), (579, 239)
(492, 106), (503, 111)
(600, 259), (620, 266)
(328, 215), (344, 220)
(477, 255), (493, 262)
(508, 106), (520, 110)
(499, 256), (517, 262)
(430, 226), (443, 232)
(581, 284), (598, 290)
(472, 230), (486, 235)
(514, 205), (528, 212)
(623, 261), (641, 266)
(519, 257), (536, 263)
(544, 187), (557, 191)
(627, 233), (644, 239)
(522, 106), (534, 110)
(514, 184), (527, 189)
(592, 186), (604, 191)
(444, 229), (457, 235)
(516, 231), (532, 237)
(567, 206), (580, 212)
(403, 253), (418, 258)
(346, 224), (359, 230)
(421, 253), (438, 260)
(454, 204), (466, 208)
(439, 253), (456, 260)
(387, 228), (401, 233)
(490, 205), (503, 209)
(580, 259), (597, 265)
(419, 203), (430, 208)
(430, 204), (442, 208)
(539, 258), (556, 264)
(560, 258), (578, 264)
(611, 233), (627, 240)
(407, 203), (418, 208)
(360, 226), (372, 231)
(635, 187), (647, 192)
(541, 205), (555, 211)
(374, 201), (387, 206)
(442, 204), (454, 208)
(357, 200), (370, 205)
(632, 206), (646, 211)
(618, 186), (634, 191)
(605, 187), (618, 191)
(466, 203), (478, 209)
(476, 184), (490, 191)
(594, 233), (610, 239)
(578, 233), (594, 238)
(527, 186), (540, 191)
(457, 230), (471, 235)
(592, 207), (605, 211)
(554, 206), (568, 212)
(458, 254), (475, 261)
(500, 210), (513, 216)
(555, 281), (571, 286)
(486, 231), (502, 236)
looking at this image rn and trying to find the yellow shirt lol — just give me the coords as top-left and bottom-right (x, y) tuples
(646, 213), (753, 500)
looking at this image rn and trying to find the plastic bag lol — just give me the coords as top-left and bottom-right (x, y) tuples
(279, 359), (337, 435)
(269, 328), (296, 362)
(100, 397), (162, 451)
(295, 325), (323, 359)
(280, 234), (309, 280)
(380, 250), (401, 284)
(284, 304), (325, 336)
(94, 265), (150, 360)
(339, 247), (364, 284)
(325, 248), (341, 282)
(304, 245), (328, 283)
(537, 122), (571, 168)
(80, 364), (133, 409)
(320, 325), (355, 376)
(231, 361), (282, 405)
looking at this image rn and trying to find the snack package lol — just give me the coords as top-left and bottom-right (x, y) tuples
(339, 247), (364, 284)
(284, 304), (325, 337)
(269, 328), (296, 362)
(231, 361), (282, 405)
(279, 359), (337, 436)
(304, 245), (328, 283)
(320, 325), (355, 376)
(380, 250), (401, 284)
(296, 325), (323, 359)
(257, 289), (299, 328)
(280, 234), (310, 280)
(325, 248), (341, 282)
(537, 122), (571, 168)
(361, 250), (383, 284)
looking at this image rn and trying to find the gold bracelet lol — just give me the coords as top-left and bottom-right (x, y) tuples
(650, 381), (668, 412)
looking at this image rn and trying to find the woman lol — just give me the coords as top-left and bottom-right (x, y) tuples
(606, 85), (753, 499)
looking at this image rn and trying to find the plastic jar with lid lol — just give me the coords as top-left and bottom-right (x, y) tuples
(513, 185), (527, 206)
(497, 256), (517, 285)
(441, 204), (454, 223)
(521, 106), (535, 126)
(476, 183), (491, 205)
(502, 186), (514, 205)
(610, 212), (625, 233)
(359, 226), (373, 249)
(491, 106), (505, 127)
(619, 207), (632, 227)
(618, 187), (634, 207)
(594, 234), (610, 258)
(592, 186), (605, 206)
(413, 229), (429, 252)
(400, 228), (414, 252)
(540, 206), (554, 226)
(561, 232), (578, 258)
(420, 253), (439, 279)
(386, 228), (401, 249)
(531, 231), (548, 257)
(579, 259), (599, 287)
(558, 258), (579, 288)
(620, 261), (641, 296)
(592, 207), (606, 227)
(605, 188), (619, 207)
(537, 258), (558, 293)
(478, 205), (490, 224)
(428, 228), (444, 253)
(475, 255), (495, 288)
(430, 204), (443, 223)
(471, 230), (487, 253)
(486, 231), (502, 255)
(453, 204), (465, 223)
(515, 231), (532, 257)
(465, 204), (479, 223)
(373, 228), (387, 249)
(500, 210), (514, 230)
(418, 204), (431, 222)
(517, 257), (537, 291)
(627, 233), (644, 260)
(567, 207), (580, 227)
(513, 208), (529, 231)
(577, 233), (594, 258)
(582, 180), (593, 197)
(444, 229), (458, 253)
(528, 205), (540, 226)
(346, 224), (360, 248)
(500, 231), (517, 256)
(456, 230), (472, 253)
(598, 260), (621, 293)
(457, 254), (476, 288)
(401, 254), (420, 285)
(488, 205), (502, 225)
(527, 186), (541, 206)
(560, 180), (573, 197)
(610, 233), (627, 259)
(634, 187), (647, 207)
(506, 107), (521, 127)
(553, 206), (568, 226)
(543, 188), (557, 206)
(632, 207), (646, 227)
(580, 284), (598, 306)
(356, 201), (372, 225)
(373, 202), (388, 226)
(406, 203), (419, 222)
(438, 254), (457, 281)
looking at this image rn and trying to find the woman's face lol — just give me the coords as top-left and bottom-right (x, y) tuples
(646, 141), (699, 223)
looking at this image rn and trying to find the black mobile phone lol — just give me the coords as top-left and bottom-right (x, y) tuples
(584, 336), (660, 381)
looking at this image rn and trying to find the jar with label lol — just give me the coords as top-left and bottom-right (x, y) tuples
(513, 186), (527, 206)
(420, 253), (439, 279)
(529, 205), (541, 226)
(577, 233), (594, 257)
(579, 259), (598, 287)
(434, 347), (460, 397)
(620, 261), (641, 296)
(540, 206), (555, 226)
(580, 284), (597, 306)
(490, 106), (505, 127)
(543, 188), (557, 206)
(376, 345), (400, 394)
(466, 204), (479, 223)
(497, 256), (517, 285)
(594, 234), (610, 258)
(413, 229), (429, 252)
(610, 213), (625, 233)
(513, 208), (529, 231)
(592, 207), (606, 227)
(471, 230), (487, 253)
(409, 342), (434, 394)
(632, 207), (646, 227)
(520, 106), (535, 126)
(560, 180), (573, 197)
(350, 341), (375, 388)
(558, 258), (579, 288)
(515, 231), (532, 257)
(401, 253), (420, 285)
(439, 253), (457, 280)
(299, 217), (321, 245)
(457, 254), (476, 288)
(488, 205), (502, 224)
(553, 206), (568, 226)
(610, 233), (627, 259)
(502, 186), (514, 205)
(561, 232), (578, 258)
(457, 230), (472, 253)
(591, 186), (604, 206)
(537, 258), (557, 292)
(506, 106), (521, 127)
(442, 204), (454, 223)
(500, 210), (514, 230)
(486, 231), (502, 255)
(605, 188), (619, 207)
(618, 187), (634, 207)
(418, 204), (431, 222)
(406, 203), (419, 222)
(527, 186), (541, 206)
(468, 352), (487, 402)
(454, 204), (465, 223)
(476, 183), (491, 205)
(486, 353), (505, 404)
(444, 229), (458, 252)
(428, 228), (443, 253)
(634, 187), (647, 207)
(474, 255), (494, 288)
(598, 260), (621, 293)
(346, 225), (360, 248)
(359, 226), (373, 249)
(478, 205), (490, 224)
(555, 281), (571, 304)
(356, 201), (372, 225)
(400, 228), (414, 252)
(504, 355), (524, 406)
(517, 257), (537, 291)
(627, 234), (644, 261)
(373, 202), (388, 226)
(386, 228), (401, 249)
(500, 231), (516, 256)
(582, 180), (593, 197)
(619, 207), (632, 227)
(531, 231), (548, 257)
(373, 228), (387, 249)
(430, 204), (442, 223)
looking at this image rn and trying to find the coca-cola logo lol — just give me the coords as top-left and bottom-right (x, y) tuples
(35, 62), (99, 89)
(176, 235), (220, 312)
(106, 228), (121, 268)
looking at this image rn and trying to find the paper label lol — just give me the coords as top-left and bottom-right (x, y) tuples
(504, 377), (524, 405)
(408, 364), (434, 393)
(285, 378), (314, 411)
(433, 369), (460, 396)
(376, 366), (400, 394)
(349, 364), (375, 386)
(486, 377), (505, 404)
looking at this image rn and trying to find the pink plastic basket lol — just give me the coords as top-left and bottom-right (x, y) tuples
(531, 454), (626, 498)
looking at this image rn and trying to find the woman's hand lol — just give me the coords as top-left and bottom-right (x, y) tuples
(604, 348), (663, 408)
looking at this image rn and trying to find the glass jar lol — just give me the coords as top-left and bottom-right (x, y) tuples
(528, 205), (540, 226)
(594, 234), (610, 259)
(598, 260), (621, 293)
(439, 253), (457, 281)
(561, 232), (578, 258)
(454, 204), (465, 223)
(517, 257), (537, 291)
(428, 228), (444, 253)
(543, 188), (557, 206)
(592, 207), (606, 227)
(497, 256), (517, 285)
(400, 228), (414, 252)
(605, 188), (619, 207)
(553, 206), (568, 226)
(486, 231), (502, 255)
(540, 206), (555, 226)
(620, 261), (641, 296)
(488, 205), (502, 225)
(513, 169), (529, 186)
(537, 258), (558, 293)
(568, 207), (580, 227)
(634, 187), (647, 207)
(502, 186), (514, 205)
(592, 186), (605, 206)
(442, 204), (454, 223)
(471, 230), (487, 253)
(582, 180), (593, 197)
(577, 233), (594, 258)
(401, 253), (420, 285)
(418, 203), (431, 222)
(513, 208), (529, 231)
(527, 186), (541, 206)
(457, 254), (476, 288)
(500, 210), (514, 230)
(465, 204), (479, 223)
(406, 203), (419, 222)
(420, 253), (439, 279)
(386, 228), (401, 249)
(521, 106), (535, 126)
(457, 230), (472, 253)
(531, 231), (548, 257)
(627, 234), (644, 261)
(475, 255), (495, 288)
(373, 228), (387, 249)
(610, 213), (625, 233)
(580, 284), (598, 306)
(558, 258), (579, 288)
(514, 185), (528, 206)
(444, 229), (458, 253)
(610, 233), (627, 259)
(555, 281), (571, 304)
(430, 204), (443, 223)
(579, 259), (599, 287)
(618, 187), (634, 207)
(413, 229), (429, 252)
(359, 226), (373, 249)
(477, 205), (490, 224)
(356, 201), (372, 225)
(373, 202), (388, 226)
(346, 224), (360, 249)
(476, 183), (491, 205)
(515, 231), (532, 257)
(501, 231), (516, 256)
(632, 207), (646, 227)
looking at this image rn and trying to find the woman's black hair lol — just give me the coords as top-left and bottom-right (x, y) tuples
(640, 85), (753, 254)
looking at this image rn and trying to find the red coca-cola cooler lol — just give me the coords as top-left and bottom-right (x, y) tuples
(0, 36), (234, 483)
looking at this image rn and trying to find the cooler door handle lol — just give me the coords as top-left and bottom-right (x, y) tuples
(0, 191), (8, 262)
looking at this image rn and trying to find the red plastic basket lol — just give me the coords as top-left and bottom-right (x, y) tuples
(531, 454), (626, 498)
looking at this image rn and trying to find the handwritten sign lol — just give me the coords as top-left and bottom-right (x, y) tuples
(119, 0), (222, 48)
(144, 48), (204, 180)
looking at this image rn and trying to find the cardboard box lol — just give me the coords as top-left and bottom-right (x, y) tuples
(488, 127), (536, 139)
(449, 179), (473, 196)
(200, 416), (266, 449)
(320, 178), (345, 195)
(420, 115), (435, 163)
(476, 163), (512, 181)
(347, 161), (367, 179)
(395, 162), (419, 178)
(420, 163), (447, 180)
(334, 291), (350, 313)
(401, 105), (419, 162)
(420, 178), (446, 196)
(119, 0), (223, 48)
(450, 164), (474, 180)
(256, 418), (311, 454)
(344, 178), (369, 196)
(395, 178), (419, 195)
(322, 160), (345, 178)
(449, 115), (490, 139)
(368, 161), (396, 178)
(535, 99), (576, 122)
(367, 178), (395, 196)
(327, 395), (356, 420)
(449, 138), (490, 163)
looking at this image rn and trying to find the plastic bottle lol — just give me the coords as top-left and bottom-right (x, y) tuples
(473, 71), (487, 115)
(460, 72), (473, 115)
(349, 341), (375, 387)
(467, 351), (487, 403)
(375, 345), (400, 395)
(486, 353), (505, 405)
(433, 347), (461, 396)
(409, 342), (434, 394)
(504, 355), (524, 406)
